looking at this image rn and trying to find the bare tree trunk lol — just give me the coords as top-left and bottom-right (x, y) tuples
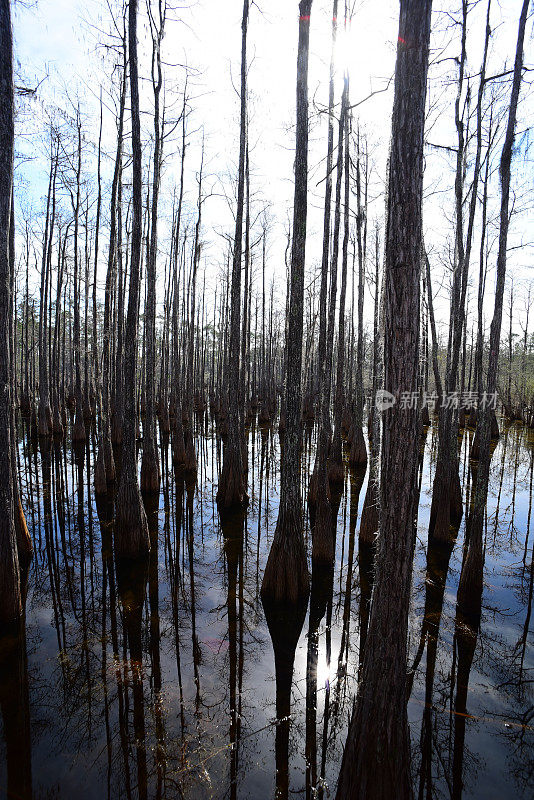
(83, 199), (92, 421)
(358, 229), (383, 546)
(38, 144), (55, 437)
(96, 38), (126, 493)
(112, 162), (126, 446)
(171, 89), (187, 466)
(430, 0), (491, 542)
(348, 129), (368, 467)
(330, 89), (351, 485)
(261, 0), (313, 609)
(310, 78), (347, 562)
(183, 151), (203, 478)
(0, 0), (22, 623)
(471, 103), (494, 429)
(506, 279), (515, 418)
(459, 0), (529, 616)
(9, 193), (32, 566)
(425, 250), (443, 403)
(92, 89), (103, 421)
(115, 0), (150, 558)
(519, 286), (530, 416)
(51, 227), (67, 436)
(72, 110), (86, 442)
(307, 0), (337, 512)
(217, 0), (249, 510)
(141, 0), (166, 494)
(336, 2), (432, 796)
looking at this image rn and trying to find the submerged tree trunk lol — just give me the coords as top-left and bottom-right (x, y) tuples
(336, 1), (432, 797)
(115, 0), (150, 558)
(261, 0), (313, 610)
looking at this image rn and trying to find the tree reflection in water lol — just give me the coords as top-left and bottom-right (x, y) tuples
(0, 418), (532, 798)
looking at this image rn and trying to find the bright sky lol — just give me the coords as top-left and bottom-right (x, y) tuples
(12, 0), (534, 341)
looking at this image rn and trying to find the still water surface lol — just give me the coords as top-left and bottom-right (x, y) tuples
(0, 416), (533, 799)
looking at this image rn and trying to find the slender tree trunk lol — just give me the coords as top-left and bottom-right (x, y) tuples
(112, 163), (126, 445)
(9, 193), (32, 566)
(459, 0), (529, 615)
(72, 111), (86, 442)
(348, 130), (368, 467)
(472, 104), (494, 427)
(171, 90), (187, 466)
(217, 0), (249, 510)
(92, 89), (103, 420)
(308, 0), (337, 495)
(96, 41), (127, 492)
(83, 199), (92, 421)
(330, 89), (351, 484)
(506, 280), (514, 418)
(520, 286), (530, 415)
(430, 0), (491, 541)
(51, 227), (68, 435)
(141, 0), (165, 494)
(183, 151), (203, 478)
(115, 0), (150, 558)
(37, 144), (55, 437)
(309, 74), (347, 560)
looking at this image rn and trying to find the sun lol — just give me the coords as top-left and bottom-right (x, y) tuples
(316, 650), (336, 690)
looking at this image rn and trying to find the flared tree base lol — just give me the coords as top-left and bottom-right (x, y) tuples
(115, 475), (150, 559)
(261, 505), (309, 608)
(217, 447), (248, 510)
(141, 444), (161, 494)
(348, 424), (368, 468)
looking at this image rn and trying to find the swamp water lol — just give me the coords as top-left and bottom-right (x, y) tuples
(0, 415), (533, 799)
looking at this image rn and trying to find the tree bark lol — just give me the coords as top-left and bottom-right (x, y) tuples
(37, 145), (55, 437)
(97, 39), (127, 492)
(336, 2), (432, 796)
(430, 0), (491, 541)
(141, 0), (165, 494)
(71, 111), (86, 442)
(217, 0), (249, 510)
(348, 130), (368, 467)
(171, 89), (187, 467)
(115, 0), (150, 558)
(459, 0), (529, 616)
(330, 88), (351, 485)
(261, 0), (313, 609)
(0, 0), (22, 624)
